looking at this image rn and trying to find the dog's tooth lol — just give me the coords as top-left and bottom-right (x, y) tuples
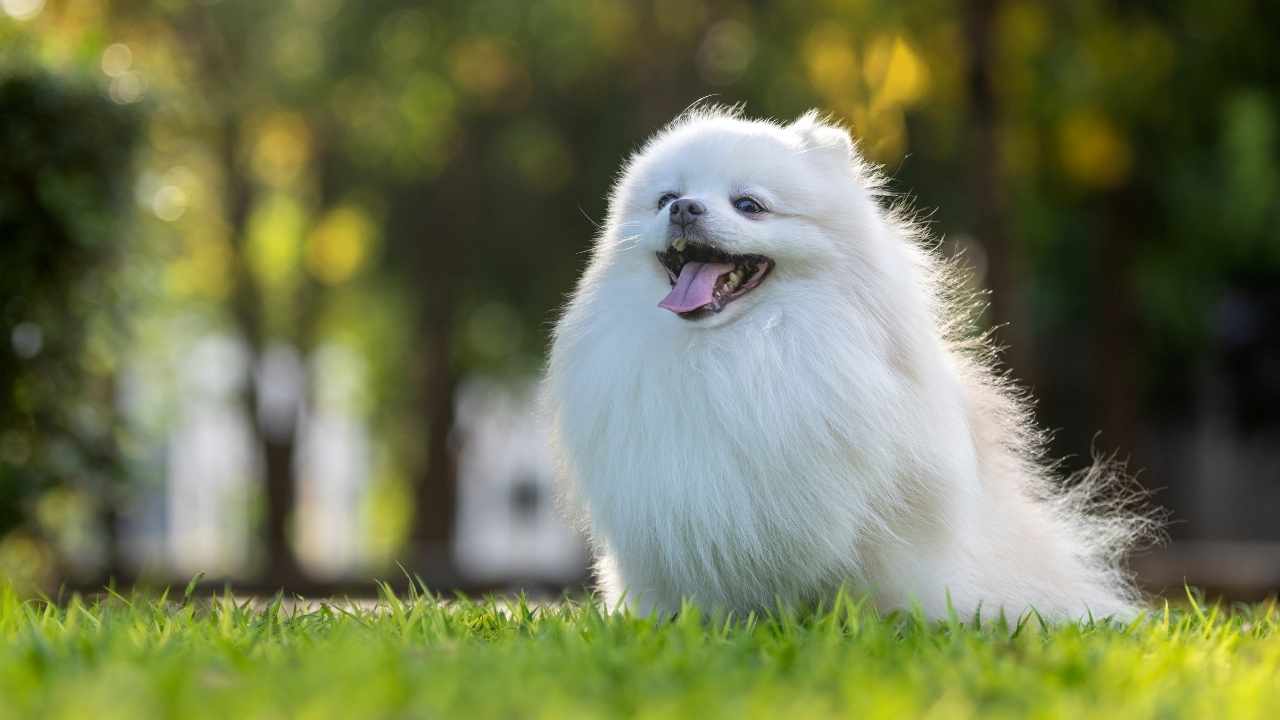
(672, 237), (686, 252)
(728, 270), (743, 287)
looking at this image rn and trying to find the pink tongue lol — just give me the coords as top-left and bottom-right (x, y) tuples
(659, 261), (735, 314)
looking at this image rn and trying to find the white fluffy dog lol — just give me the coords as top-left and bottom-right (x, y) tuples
(545, 107), (1150, 621)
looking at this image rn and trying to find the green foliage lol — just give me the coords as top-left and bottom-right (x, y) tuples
(0, 72), (138, 540)
(4, 0), (1280, 586)
(0, 582), (1277, 719)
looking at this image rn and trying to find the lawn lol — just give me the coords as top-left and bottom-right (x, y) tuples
(1, 581), (1277, 719)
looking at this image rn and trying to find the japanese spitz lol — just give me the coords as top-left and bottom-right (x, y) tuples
(545, 107), (1151, 621)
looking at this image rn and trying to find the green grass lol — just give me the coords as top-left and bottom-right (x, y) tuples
(1, 581), (1278, 719)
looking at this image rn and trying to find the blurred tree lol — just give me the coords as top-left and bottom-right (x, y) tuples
(161, 0), (319, 584)
(0, 71), (138, 582)
(989, 0), (1280, 471)
(4, 0), (1278, 591)
(964, 0), (1032, 386)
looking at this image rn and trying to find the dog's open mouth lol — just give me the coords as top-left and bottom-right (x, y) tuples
(656, 241), (773, 320)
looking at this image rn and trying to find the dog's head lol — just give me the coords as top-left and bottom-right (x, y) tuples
(601, 107), (895, 329)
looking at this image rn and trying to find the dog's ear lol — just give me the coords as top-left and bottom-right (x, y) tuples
(788, 111), (855, 164)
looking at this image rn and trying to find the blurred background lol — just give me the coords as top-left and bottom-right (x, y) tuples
(1, 0), (1278, 601)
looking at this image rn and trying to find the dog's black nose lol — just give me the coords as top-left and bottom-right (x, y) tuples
(669, 198), (706, 225)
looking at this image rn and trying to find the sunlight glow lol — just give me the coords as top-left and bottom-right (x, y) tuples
(100, 43), (132, 77)
(1, 0), (44, 21)
(804, 24), (859, 101)
(306, 205), (375, 285)
(251, 112), (312, 187)
(865, 36), (928, 109)
(247, 194), (306, 289)
(1058, 109), (1132, 189)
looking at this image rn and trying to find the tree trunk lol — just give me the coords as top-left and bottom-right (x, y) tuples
(1094, 188), (1142, 464)
(93, 373), (125, 582)
(260, 432), (302, 582)
(966, 0), (1036, 388)
(411, 311), (459, 556)
(221, 117), (305, 585)
(400, 174), (466, 574)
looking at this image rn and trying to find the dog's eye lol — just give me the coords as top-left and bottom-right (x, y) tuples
(732, 196), (766, 215)
(657, 192), (679, 209)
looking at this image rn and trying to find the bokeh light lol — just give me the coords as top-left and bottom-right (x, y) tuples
(1, 0), (44, 22)
(306, 205), (376, 285)
(2, 0), (1279, 607)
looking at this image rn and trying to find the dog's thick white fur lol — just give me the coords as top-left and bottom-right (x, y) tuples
(545, 107), (1150, 621)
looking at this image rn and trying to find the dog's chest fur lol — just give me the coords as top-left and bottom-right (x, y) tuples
(554, 303), (902, 612)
